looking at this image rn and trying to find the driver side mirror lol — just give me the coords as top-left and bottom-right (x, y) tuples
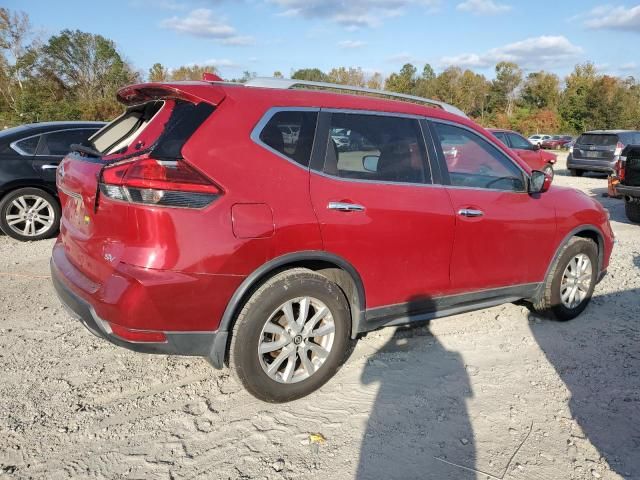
(362, 155), (379, 172)
(529, 170), (552, 194)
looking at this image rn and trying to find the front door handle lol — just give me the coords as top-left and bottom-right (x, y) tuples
(41, 164), (59, 170)
(328, 202), (365, 212)
(458, 208), (484, 218)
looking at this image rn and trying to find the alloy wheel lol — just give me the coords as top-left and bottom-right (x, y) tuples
(258, 296), (335, 384)
(560, 253), (592, 309)
(4, 194), (55, 238)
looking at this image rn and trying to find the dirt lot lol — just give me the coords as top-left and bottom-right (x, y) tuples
(1, 152), (639, 480)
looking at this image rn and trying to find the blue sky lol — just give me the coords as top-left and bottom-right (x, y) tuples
(9, 0), (640, 80)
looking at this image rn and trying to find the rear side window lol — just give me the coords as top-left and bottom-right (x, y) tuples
(36, 129), (98, 156)
(259, 110), (318, 167)
(434, 122), (524, 192)
(492, 132), (507, 144)
(324, 112), (430, 184)
(12, 135), (40, 155)
(577, 134), (618, 146)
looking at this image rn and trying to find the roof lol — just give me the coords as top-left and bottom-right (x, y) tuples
(583, 130), (640, 134)
(0, 121), (105, 141)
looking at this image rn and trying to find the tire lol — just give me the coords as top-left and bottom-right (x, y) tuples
(532, 237), (598, 321)
(570, 169), (584, 177)
(543, 164), (554, 179)
(229, 268), (351, 402)
(625, 198), (640, 223)
(0, 187), (61, 241)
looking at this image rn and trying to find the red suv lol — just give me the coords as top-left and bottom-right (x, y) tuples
(51, 78), (614, 402)
(489, 128), (557, 177)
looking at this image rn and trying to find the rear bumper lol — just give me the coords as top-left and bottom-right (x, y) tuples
(51, 258), (219, 356)
(616, 185), (640, 198)
(567, 154), (616, 173)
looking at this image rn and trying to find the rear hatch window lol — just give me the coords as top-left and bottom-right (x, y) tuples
(576, 134), (618, 146)
(573, 133), (619, 160)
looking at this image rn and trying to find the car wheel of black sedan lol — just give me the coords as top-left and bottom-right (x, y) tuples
(0, 187), (61, 241)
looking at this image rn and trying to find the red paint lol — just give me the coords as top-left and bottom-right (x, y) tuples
(488, 128), (557, 171)
(52, 81), (614, 336)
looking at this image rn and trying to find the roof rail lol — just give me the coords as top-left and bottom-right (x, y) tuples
(244, 77), (468, 118)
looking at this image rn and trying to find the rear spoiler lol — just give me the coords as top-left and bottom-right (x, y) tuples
(116, 82), (225, 106)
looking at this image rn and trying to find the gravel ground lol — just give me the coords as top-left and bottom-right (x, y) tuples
(1, 152), (639, 480)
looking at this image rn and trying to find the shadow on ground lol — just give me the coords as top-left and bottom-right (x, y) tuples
(356, 296), (476, 480)
(529, 287), (640, 478)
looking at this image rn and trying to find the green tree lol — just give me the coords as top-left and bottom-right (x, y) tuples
(291, 68), (328, 82)
(489, 61), (522, 117)
(170, 64), (218, 81)
(327, 66), (366, 87)
(273, 70), (283, 78)
(521, 71), (560, 110)
(148, 62), (168, 82)
(558, 63), (598, 133)
(385, 63), (417, 94)
(40, 29), (139, 119)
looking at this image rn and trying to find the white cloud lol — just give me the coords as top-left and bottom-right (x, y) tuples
(193, 58), (241, 69)
(440, 35), (583, 69)
(456, 0), (511, 15)
(583, 5), (640, 32)
(161, 9), (255, 45)
(620, 61), (638, 71)
(338, 40), (367, 49)
(269, 0), (440, 28)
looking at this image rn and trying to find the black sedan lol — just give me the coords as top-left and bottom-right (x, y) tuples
(0, 121), (105, 241)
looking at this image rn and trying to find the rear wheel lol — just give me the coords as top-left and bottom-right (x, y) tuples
(229, 268), (351, 402)
(543, 164), (554, 178)
(0, 188), (60, 241)
(625, 198), (640, 223)
(532, 237), (598, 321)
(570, 169), (584, 177)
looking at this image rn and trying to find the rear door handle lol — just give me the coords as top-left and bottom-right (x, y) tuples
(328, 202), (365, 212)
(41, 164), (58, 170)
(458, 208), (484, 218)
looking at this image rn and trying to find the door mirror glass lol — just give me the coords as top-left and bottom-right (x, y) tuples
(362, 155), (379, 172)
(529, 170), (551, 193)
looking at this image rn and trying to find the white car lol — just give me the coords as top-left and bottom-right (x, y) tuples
(528, 134), (552, 146)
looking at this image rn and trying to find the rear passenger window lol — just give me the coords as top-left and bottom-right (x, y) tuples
(13, 135), (40, 155)
(324, 113), (430, 184)
(434, 122), (525, 192)
(37, 129), (98, 156)
(258, 110), (318, 167)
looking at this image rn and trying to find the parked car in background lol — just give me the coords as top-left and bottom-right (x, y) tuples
(542, 135), (573, 150)
(615, 145), (640, 223)
(567, 130), (640, 176)
(528, 134), (552, 146)
(489, 128), (557, 177)
(0, 121), (105, 241)
(51, 77), (613, 402)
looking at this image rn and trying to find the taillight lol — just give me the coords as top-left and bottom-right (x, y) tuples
(617, 156), (626, 181)
(100, 155), (220, 208)
(569, 145), (573, 154)
(614, 142), (624, 156)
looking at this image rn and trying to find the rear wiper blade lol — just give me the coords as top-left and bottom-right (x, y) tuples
(70, 143), (102, 158)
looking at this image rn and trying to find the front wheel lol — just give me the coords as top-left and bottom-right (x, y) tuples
(531, 237), (598, 321)
(570, 169), (584, 177)
(0, 187), (61, 241)
(229, 268), (351, 402)
(543, 164), (554, 179)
